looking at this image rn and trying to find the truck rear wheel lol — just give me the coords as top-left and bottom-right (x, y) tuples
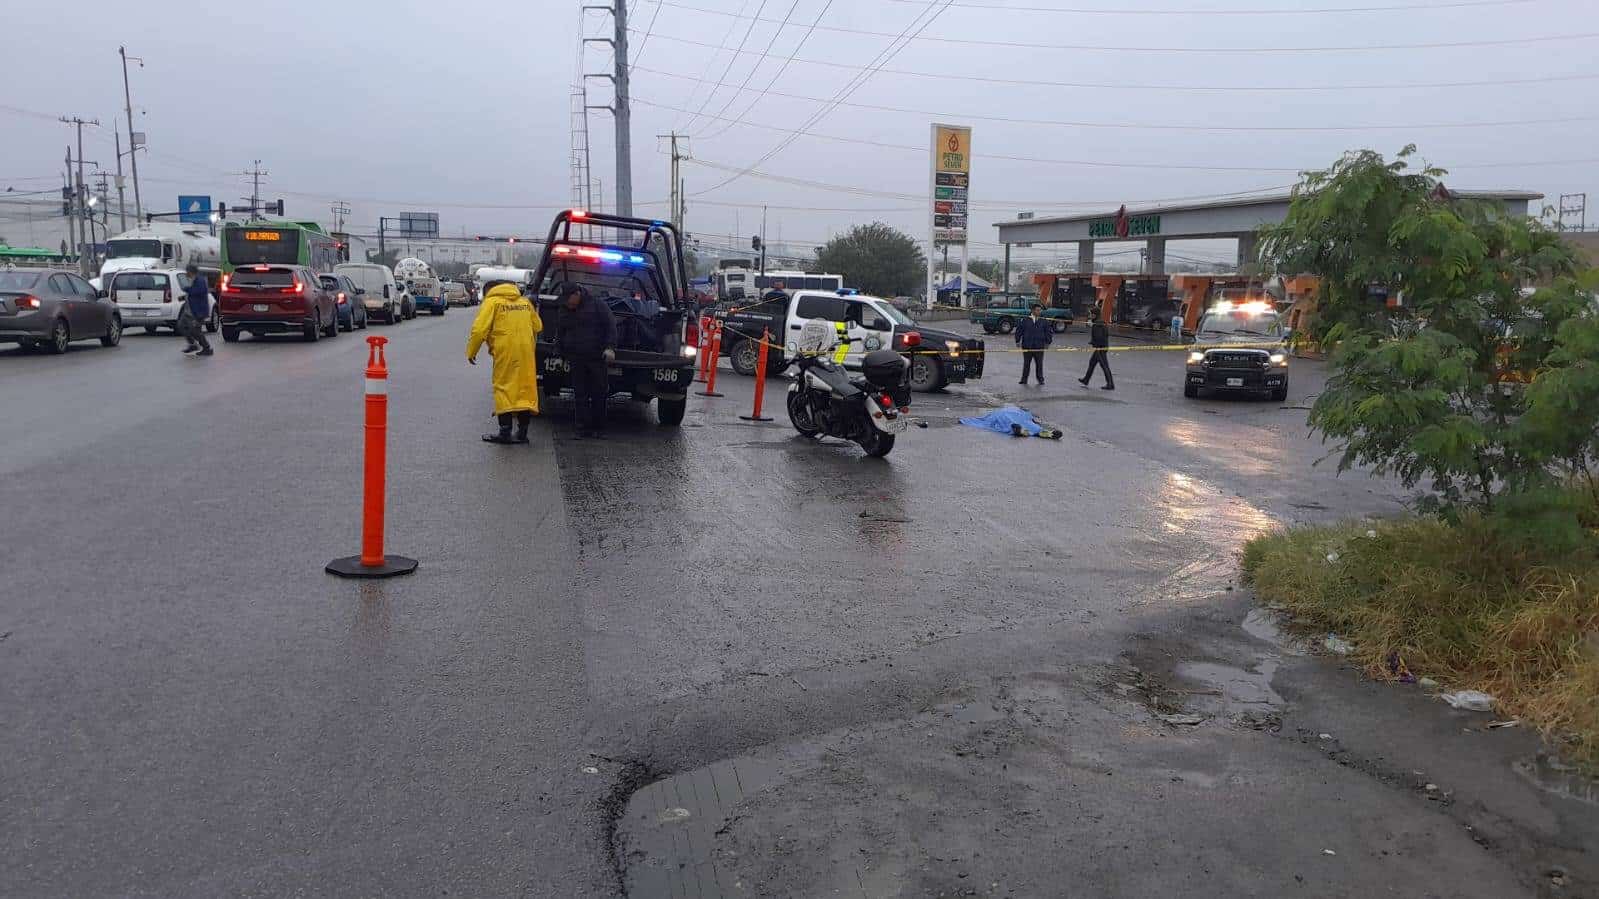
(657, 397), (687, 426)
(1051, 319), (1068, 334)
(730, 339), (760, 376)
(997, 317), (1015, 335)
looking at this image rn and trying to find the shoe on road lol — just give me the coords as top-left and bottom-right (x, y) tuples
(1077, 377), (1089, 387)
(196, 348), (214, 357)
(1101, 384), (1115, 391)
(482, 432), (516, 444)
(182, 345), (198, 354)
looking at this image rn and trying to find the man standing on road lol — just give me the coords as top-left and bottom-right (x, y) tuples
(466, 281), (542, 444)
(555, 284), (617, 439)
(1014, 303), (1052, 385)
(762, 279), (789, 303)
(180, 264), (213, 357)
(1079, 311), (1114, 390)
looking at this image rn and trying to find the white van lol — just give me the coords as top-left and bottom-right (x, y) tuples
(334, 263), (403, 324)
(108, 268), (218, 334)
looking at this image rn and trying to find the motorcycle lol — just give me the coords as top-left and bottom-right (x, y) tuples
(785, 322), (913, 458)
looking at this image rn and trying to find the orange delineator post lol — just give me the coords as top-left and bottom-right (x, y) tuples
(739, 327), (775, 422)
(698, 321), (725, 397)
(695, 315), (712, 383)
(327, 335), (417, 579)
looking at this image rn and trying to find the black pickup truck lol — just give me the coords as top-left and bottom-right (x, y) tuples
(528, 210), (698, 426)
(712, 290), (985, 392)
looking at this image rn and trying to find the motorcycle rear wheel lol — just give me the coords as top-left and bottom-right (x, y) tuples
(859, 429), (896, 458)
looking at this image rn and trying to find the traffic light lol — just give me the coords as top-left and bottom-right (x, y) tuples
(217, 202), (227, 220)
(751, 235), (762, 251)
(267, 199), (285, 216)
(61, 186), (71, 217)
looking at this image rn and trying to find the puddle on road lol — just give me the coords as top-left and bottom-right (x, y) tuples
(618, 756), (783, 898)
(1513, 753), (1599, 806)
(1242, 608), (1304, 655)
(1176, 659), (1284, 710)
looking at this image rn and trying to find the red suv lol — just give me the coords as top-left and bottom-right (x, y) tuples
(219, 264), (339, 343)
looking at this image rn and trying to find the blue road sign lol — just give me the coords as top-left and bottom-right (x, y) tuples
(178, 195), (213, 224)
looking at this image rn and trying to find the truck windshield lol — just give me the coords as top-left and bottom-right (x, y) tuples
(1198, 309), (1281, 337)
(107, 239), (161, 259)
(879, 303), (915, 327)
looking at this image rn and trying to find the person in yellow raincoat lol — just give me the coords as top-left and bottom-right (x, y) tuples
(466, 281), (543, 444)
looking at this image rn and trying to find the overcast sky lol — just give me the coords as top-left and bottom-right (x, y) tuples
(5, 0), (1595, 267)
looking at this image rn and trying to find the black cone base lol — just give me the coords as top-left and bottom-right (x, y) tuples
(326, 555), (419, 579)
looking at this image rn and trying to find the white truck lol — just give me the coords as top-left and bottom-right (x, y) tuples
(394, 257), (446, 316)
(96, 223), (221, 288)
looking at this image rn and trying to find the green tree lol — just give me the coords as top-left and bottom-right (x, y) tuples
(966, 258), (1004, 288)
(814, 222), (927, 297)
(1259, 147), (1586, 516)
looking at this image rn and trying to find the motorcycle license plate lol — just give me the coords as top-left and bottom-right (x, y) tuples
(1226, 377), (1244, 387)
(883, 415), (909, 433)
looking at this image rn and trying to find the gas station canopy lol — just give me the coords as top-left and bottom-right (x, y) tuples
(994, 189), (1542, 274)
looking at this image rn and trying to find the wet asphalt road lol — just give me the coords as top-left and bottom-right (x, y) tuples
(2, 315), (1588, 897)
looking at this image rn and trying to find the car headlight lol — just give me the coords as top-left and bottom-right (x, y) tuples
(681, 345), (698, 358)
(1187, 351), (1205, 364)
(1269, 352), (1287, 366)
(945, 339), (961, 357)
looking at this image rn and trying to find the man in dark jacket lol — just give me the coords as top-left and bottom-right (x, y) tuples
(555, 284), (617, 438)
(1079, 311), (1114, 390)
(180, 264), (213, 357)
(1013, 303), (1052, 385)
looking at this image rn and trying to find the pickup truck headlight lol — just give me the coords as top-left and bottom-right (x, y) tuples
(1269, 352), (1287, 366)
(1187, 351), (1205, 364)
(681, 345), (699, 358)
(945, 339), (961, 357)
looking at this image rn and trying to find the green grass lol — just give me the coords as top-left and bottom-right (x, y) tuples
(1241, 499), (1599, 768)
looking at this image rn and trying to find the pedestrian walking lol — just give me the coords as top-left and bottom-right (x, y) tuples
(466, 281), (543, 444)
(554, 284), (617, 439)
(1014, 303), (1052, 385)
(1079, 311), (1115, 390)
(1170, 312), (1184, 342)
(179, 264), (213, 357)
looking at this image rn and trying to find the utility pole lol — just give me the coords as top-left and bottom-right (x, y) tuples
(61, 116), (99, 276)
(659, 132), (688, 230)
(244, 161), (268, 216)
(64, 149), (81, 274)
(580, 1), (632, 216)
(613, 0), (632, 217)
(119, 46), (144, 220)
(113, 126), (128, 231)
(330, 200), (351, 233)
(760, 205), (768, 276)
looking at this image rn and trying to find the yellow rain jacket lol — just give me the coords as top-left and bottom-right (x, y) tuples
(466, 283), (543, 415)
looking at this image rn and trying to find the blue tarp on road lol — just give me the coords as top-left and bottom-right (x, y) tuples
(959, 405), (1045, 437)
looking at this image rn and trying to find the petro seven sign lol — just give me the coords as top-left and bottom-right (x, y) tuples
(929, 124), (971, 244)
(1088, 205), (1161, 239)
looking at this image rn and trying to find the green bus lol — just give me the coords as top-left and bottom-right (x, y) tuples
(0, 245), (73, 264)
(220, 221), (339, 274)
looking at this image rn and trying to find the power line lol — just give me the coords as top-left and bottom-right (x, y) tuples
(688, 0), (803, 137)
(879, 0), (1540, 13)
(635, 9), (1598, 52)
(693, 0), (955, 196)
(638, 67), (1599, 132)
(679, 0), (774, 132)
(634, 96), (1599, 174)
(668, 0), (761, 132)
(695, 0), (837, 141)
(632, 0), (666, 59)
(630, 33), (1599, 91)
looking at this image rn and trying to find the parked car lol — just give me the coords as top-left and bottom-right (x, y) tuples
(218, 264), (339, 343)
(319, 273), (369, 331)
(394, 282), (417, 320)
(442, 281), (470, 307)
(0, 267), (123, 353)
(334, 262), (406, 325)
(108, 268), (218, 335)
